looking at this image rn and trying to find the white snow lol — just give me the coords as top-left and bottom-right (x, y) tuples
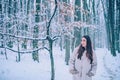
(93, 48), (120, 80)
(0, 47), (120, 80)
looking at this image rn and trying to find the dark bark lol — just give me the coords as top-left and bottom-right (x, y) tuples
(17, 39), (20, 62)
(101, 0), (110, 50)
(27, 0), (30, 15)
(74, 0), (81, 21)
(59, 37), (63, 51)
(46, 0), (57, 80)
(32, 0), (41, 62)
(65, 35), (70, 65)
(74, 0), (82, 47)
(108, 0), (116, 56)
(74, 27), (81, 47)
(62, 0), (71, 65)
(3, 34), (8, 60)
(116, 0), (120, 53)
(71, 37), (75, 52)
(101, 0), (116, 56)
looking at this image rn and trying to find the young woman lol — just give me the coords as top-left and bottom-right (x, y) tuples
(69, 35), (97, 80)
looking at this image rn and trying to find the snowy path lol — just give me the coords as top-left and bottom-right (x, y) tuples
(93, 48), (113, 80)
(102, 49), (120, 80)
(93, 48), (120, 80)
(0, 48), (120, 80)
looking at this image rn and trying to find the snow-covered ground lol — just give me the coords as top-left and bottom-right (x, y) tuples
(93, 48), (120, 80)
(0, 47), (120, 80)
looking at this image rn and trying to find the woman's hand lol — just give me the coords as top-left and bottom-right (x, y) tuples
(86, 71), (94, 77)
(69, 69), (79, 74)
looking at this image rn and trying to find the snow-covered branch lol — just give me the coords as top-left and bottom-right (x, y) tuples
(0, 32), (47, 41)
(3, 46), (49, 54)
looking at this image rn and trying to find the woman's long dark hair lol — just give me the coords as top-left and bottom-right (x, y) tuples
(77, 35), (93, 64)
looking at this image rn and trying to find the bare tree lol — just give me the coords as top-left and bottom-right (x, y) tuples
(46, 0), (58, 79)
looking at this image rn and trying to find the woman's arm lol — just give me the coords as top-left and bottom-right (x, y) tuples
(87, 52), (97, 76)
(69, 47), (79, 74)
(91, 52), (97, 75)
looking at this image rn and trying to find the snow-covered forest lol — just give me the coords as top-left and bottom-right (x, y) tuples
(0, 0), (120, 80)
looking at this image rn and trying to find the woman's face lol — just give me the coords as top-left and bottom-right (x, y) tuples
(81, 37), (87, 48)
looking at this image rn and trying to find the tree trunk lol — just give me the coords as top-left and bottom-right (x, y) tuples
(116, 0), (120, 53)
(48, 38), (54, 80)
(74, 0), (81, 21)
(74, 0), (82, 47)
(27, 0), (30, 15)
(101, 0), (116, 55)
(62, 0), (71, 65)
(32, 0), (41, 62)
(74, 27), (81, 47)
(65, 35), (70, 65)
(46, 0), (57, 80)
(101, 0), (110, 50)
(17, 39), (20, 62)
(32, 27), (39, 62)
(108, 0), (116, 56)
(59, 37), (63, 51)
(71, 37), (75, 52)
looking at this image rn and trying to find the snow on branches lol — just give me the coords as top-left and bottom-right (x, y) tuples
(0, 0), (96, 54)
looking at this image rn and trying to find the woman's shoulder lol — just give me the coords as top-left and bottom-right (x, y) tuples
(72, 45), (80, 54)
(75, 46), (79, 50)
(74, 45), (80, 52)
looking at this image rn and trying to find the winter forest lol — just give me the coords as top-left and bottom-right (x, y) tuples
(0, 0), (120, 80)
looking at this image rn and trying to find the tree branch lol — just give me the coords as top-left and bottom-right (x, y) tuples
(3, 46), (49, 54)
(0, 32), (47, 41)
(52, 35), (61, 41)
(47, 0), (58, 36)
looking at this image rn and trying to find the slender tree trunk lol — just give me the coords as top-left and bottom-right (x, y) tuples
(3, 35), (8, 60)
(74, 0), (81, 21)
(92, 0), (96, 49)
(74, 0), (81, 47)
(65, 35), (70, 65)
(74, 27), (81, 47)
(27, 0), (30, 15)
(32, 0), (40, 62)
(71, 37), (75, 52)
(101, 0), (110, 50)
(108, 0), (116, 56)
(116, 0), (120, 53)
(17, 39), (20, 62)
(46, 0), (57, 80)
(101, 0), (116, 55)
(59, 37), (63, 51)
(62, 0), (71, 65)
(1, 2), (8, 59)
(48, 38), (55, 80)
